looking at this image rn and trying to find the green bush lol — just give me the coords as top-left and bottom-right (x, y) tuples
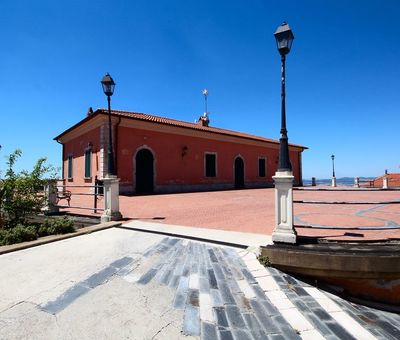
(257, 255), (272, 267)
(38, 216), (75, 236)
(0, 225), (37, 246)
(0, 149), (58, 227)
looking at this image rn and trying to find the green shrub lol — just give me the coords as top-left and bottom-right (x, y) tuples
(38, 216), (75, 236)
(257, 255), (272, 267)
(0, 149), (58, 227)
(0, 225), (37, 246)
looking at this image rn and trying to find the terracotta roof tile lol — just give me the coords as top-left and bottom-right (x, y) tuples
(97, 109), (307, 149)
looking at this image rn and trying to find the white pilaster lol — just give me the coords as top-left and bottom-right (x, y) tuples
(383, 177), (388, 189)
(101, 175), (122, 223)
(272, 171), (296, 244)
(42, 180), (59, 214)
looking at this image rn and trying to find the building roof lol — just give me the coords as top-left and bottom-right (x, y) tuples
(54, 108), (308, 150)
(372, 173), (400, 187)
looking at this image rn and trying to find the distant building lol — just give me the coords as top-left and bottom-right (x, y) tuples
(371, 173), (400, 188)
(54, 109), (307, 194)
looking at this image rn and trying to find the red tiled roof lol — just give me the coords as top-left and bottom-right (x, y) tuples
(97, 109), (307, 149)
(54, 108), (307, 150)
(372, 173), (400, 187)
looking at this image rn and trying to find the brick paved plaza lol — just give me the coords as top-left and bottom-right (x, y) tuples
(63, 188), (400, 242)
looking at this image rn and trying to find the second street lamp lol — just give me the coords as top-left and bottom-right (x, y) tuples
(331, 154), (337, 187)
(274, 22), (294, 172)
(101, 73), (116, 176)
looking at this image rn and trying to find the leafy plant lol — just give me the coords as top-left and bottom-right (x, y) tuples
(38, 216), (75, 236)
(0, 149), (58, 227)
(257, 255), (272, 267)
(0, 224), (37, 246)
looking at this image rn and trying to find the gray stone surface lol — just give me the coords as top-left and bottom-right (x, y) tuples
(0, 227), (399, 340)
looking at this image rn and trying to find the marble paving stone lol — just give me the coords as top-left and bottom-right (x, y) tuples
(279, 307), (315, 332)
(232, 329), (253, 340)
(183, 304), (201, 336)
(207, 269), (218, 289)
(137, 268), (158, 285)
(218, 282), (236, 305)
(225, 305), (246, 329)
(201, 321), (218, 340)
(219, 329), (234, 340)
(214, 307), (230, 328)
(199, 293), (213, 322)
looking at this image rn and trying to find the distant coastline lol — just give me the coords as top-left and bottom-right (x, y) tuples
(303, 177), (375, 187)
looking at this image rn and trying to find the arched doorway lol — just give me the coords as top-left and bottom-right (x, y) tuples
(135, 149), (154, 194)
(234, 157), (245, 189)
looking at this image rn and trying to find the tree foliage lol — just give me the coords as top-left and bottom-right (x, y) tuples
(0, 149), (58, 228)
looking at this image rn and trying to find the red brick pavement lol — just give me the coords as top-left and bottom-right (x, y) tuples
(60, 188), (400, 242)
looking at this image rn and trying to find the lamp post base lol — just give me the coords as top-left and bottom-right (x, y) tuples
(332, 177), (337, 187)
(272, 171), (296, 244)
(100, 175), (122, 223)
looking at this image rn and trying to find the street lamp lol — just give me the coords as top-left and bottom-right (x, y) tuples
(272, 22), (296, 244)
(274, 22), (294, 172)
(101, 73), (116, 176)
(331, 154), (337, 187)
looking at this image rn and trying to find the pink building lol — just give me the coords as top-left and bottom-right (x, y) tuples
(54, 108), (307, 194)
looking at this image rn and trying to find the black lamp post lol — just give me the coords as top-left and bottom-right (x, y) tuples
(274, 22), (294, 172)
(101, 73), (116, 176)
(331, 154), (335, 178)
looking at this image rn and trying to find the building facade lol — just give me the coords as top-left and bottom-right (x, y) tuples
(54, 109), (307, 194)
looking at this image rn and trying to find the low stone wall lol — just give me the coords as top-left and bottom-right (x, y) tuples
(261, 242), (400, 307)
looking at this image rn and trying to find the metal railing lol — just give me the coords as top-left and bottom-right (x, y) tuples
(55, 176), (104, 213)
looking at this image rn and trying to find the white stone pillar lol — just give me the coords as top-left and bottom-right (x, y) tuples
(42, 180), (59, 214)
(383, 177), (388, 189)
(331, 177), (337, 187)
(272, 171), (296, 244)
(101, 175), (122, 223)
(354, 177), (360, 188)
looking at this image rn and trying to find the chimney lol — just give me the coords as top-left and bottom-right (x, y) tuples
(197, 112), (210, 127)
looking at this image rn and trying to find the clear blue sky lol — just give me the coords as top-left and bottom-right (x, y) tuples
(1, 0), (399, 179)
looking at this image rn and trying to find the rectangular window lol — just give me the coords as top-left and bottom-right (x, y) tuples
(205, 153), (216, 177)
(67, 154), (73, 179)
(258, 158), (266, 177)
(84, 149), (92, 178)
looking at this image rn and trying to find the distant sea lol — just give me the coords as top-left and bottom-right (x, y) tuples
(302, 177), (375, 187)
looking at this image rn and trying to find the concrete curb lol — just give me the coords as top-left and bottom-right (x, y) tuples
(121, 220), (272, 249)
(0, 221), (122, 255)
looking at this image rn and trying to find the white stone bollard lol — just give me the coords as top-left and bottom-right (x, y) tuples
(272, 171), (296, 244)
(42, 180), (59, 214)
(354, 177), (360, 188)
(383, 177), (388, 189)
(331, 177), (337, 187)
(101, 175), (122, 223)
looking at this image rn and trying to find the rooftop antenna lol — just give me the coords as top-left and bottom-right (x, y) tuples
(202, 88), (209, 117)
